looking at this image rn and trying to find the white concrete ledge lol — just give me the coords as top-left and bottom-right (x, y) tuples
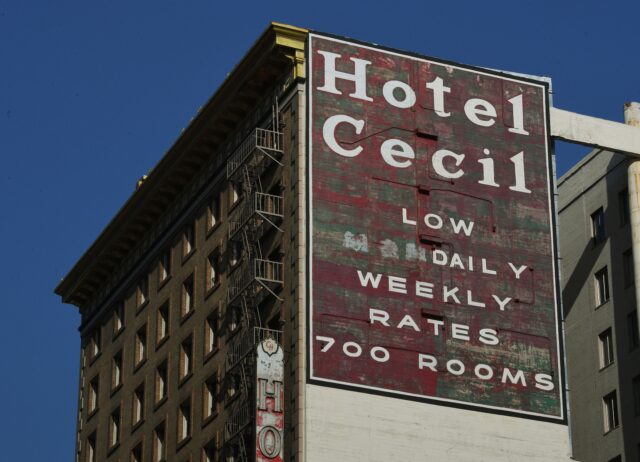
(550, 107), (640, 157)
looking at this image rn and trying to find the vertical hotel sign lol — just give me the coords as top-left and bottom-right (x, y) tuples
(307, 33), (564, 420)
(256, 337), (284, 461)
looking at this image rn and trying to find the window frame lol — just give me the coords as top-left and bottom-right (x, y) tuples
(603, 390), (620, 433)
(158, 248), (172, 287)
(181, 274), (195, 320)
(598, 328), (615, 369)
(591, 207), (606, 245)
(595, 266), (610, 306)
(156, 301), (170, 347)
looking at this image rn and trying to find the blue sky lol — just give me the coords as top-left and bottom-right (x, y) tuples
(1, 1), (638, 459)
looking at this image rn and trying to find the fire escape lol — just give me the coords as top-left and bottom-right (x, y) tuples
(223, 110), (284, 461)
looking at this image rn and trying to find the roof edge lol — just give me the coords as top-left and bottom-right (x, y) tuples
(55, 23), (308, 306)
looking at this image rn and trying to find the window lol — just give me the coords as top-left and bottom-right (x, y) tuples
(228, 307), (241, 335)
(88, 375), (99, 414)
(137, 275), (149, 307)
(181, 275), (195, 318)
(135, 325), (147, 367)
(179, 335), (193, 381)
(598, 328), (614, 368)
(207, 195), (220, 231)
(603, 391), (619, 432)
(178, 397), (192, 442)
(87, 327), (101, 360)
(133, 383), (145, 426)
(159, 249), (172, 284)
(113, 301), (125, 336)
(204, 312), (218, 357)
(206, 251), (220, 291)
(156, 302), (170, 345)
(202, 375), (218, 420)
(153, 421), (166, 462)
(633, 375), (640, 416)
(109, 407), (121, 448)
(619, 188), (630, 226)
(155, 360), (168, 404)
(629, 310), (640, 351)
(86, 432), (96, 462)
(131, 442), (143, 462)
(229, 181), (240, 209)
(202, 438), (217, 462)
(591, 207), (605, 244)
(183, 222), (196, 257)
(203, 375), (218, 420)
(111, 350), (123, 390)
(595, 267), (610, 306)
(229, 241), (241, 268)
(624, 248), (635, 287)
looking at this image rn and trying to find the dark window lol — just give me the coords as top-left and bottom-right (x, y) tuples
(156, 302), (170, 345)
(159, 249), (171, 283)
(111, 350), (123, 390)
(603, 391), (619, 432)
(629, 310), (640, 351)
(202, 438), (217, 462)
(619, 188), (630, 226)
(137, 275), (149, 307)
(113, 301), (125, 335)
(179, 335), (193, 381)
(206, 251), (220, 291)
(178, 397), (192, 442)
(133, 384), (145, 425)
(153, 421), (166, 462)
(183, 222), (195, 257)
(624, 248), (635, 288)
(203, 374), (218, 420)
(181, 275), (195, 318)
(208, 195), (220, 230)
(109, 407), (121, 448)
(591, 207), (606, 244)
(204, 312), (218, 357)
(131, 442), (143, 462)
(88, 375), (99, 414)
(598, 328), (614, 368)
(155, 360), (168, 404)
(595, 267), (610, 306)
(86, 432), (97, 462)
(633, 375), (640, 417)
(135, 325), (147, 366)
(88, 327), (101, 360)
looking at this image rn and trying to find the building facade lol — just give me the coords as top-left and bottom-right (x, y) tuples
(57, 24), (576, 462)
(558, 149), (640, 462)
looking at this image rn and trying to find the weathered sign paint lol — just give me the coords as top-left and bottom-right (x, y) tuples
(256, 337), (284, 461)
(307, 33), (564, 420)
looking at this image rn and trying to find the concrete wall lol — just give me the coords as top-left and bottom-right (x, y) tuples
(304, 385), (572, 462)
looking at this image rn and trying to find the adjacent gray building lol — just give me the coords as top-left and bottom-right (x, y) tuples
(558, 149), (640, 462)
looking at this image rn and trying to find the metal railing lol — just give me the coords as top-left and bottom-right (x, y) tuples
(225, 402), (252, 440)
(227, 259), (283, 305)
(228, 192), (284, 240)
(226, 128), (283, 180)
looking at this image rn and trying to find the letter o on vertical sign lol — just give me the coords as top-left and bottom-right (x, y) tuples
(258, 426), (282, 459)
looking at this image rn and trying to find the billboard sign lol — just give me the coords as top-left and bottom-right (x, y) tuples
(307, 33), (564, 420)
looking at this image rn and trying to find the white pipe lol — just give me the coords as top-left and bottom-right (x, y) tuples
(625, 102), (640, 342)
